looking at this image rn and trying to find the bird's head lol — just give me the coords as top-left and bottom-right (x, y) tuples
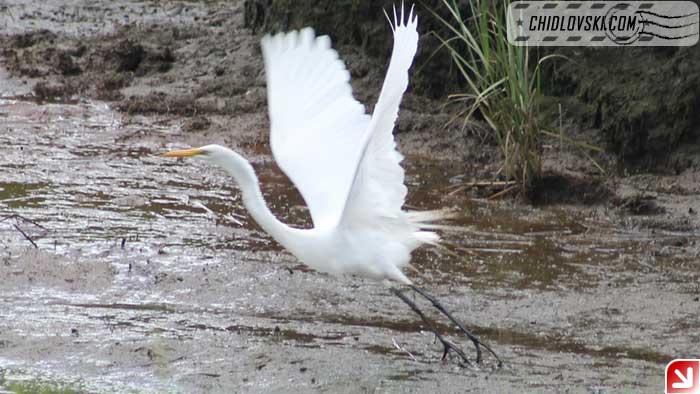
(160, 144), (243, 164)
(161, 144), (251, 175)
(161, 144), (220, 160)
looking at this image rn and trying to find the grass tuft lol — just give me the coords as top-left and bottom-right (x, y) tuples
(432, 0), (596, 195)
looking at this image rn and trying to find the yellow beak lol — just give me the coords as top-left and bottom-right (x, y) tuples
(160, 148), (205, 158)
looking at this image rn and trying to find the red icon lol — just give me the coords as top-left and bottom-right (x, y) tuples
(666, 359), (700, 394)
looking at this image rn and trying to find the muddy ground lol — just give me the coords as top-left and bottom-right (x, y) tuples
(1, 1), (699, 393)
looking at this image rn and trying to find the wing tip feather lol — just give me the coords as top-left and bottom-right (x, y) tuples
(385, 3), (419, 36)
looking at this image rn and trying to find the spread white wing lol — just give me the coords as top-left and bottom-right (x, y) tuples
(340, 7), (419, 229)
(261, 5), (418, 230)
(262, 28), (371, 229)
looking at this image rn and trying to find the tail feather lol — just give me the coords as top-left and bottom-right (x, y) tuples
(406, 208), (458, 223)
(415, 223), (473, 233)
(414, 230), (440, 245)
(407, 208), (462, 246)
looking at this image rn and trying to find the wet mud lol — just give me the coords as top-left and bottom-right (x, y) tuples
(1, 1), (699, 393)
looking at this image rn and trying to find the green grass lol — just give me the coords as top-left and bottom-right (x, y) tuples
(4, 380), (83, 394)
(432, 0), (593, 195)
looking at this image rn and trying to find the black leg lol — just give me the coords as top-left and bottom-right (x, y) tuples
(392, 285), (502, 367)
(391, 287), (473, 367)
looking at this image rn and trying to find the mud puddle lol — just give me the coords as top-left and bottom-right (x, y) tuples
(0, 98), (698, 393)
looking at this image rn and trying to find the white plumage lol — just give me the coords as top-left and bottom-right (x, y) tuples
(163, 5), (447, 285)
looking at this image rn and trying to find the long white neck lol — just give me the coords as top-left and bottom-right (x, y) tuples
(208, 147), (297, 248)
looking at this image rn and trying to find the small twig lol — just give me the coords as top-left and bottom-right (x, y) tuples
(464, 180), (516, 188)
(228, 211), (247, 220)
(445, 180), (516, 191)
(1, 213), (46, 229)
(1, 4), (15, 23)
(13, 224), (38, 249)
(225, 214), (243, 226)
(392, 337), (418, 362)
(447, 184), (470, 196)
(192, 200), (215, 216)
(437, 243), (476, 257)
(446, 180), (518, 196)
(487, 185), (517, 200)
(558, 102), (563, 151)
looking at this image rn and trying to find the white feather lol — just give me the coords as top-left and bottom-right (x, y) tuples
(258, 5), (445, 283)
(174, 5), (453, 284)
(261, 27), (371, 230)
(341, 5), (419, 229)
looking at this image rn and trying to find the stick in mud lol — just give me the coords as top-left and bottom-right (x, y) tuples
(1, 213), (47, 229)
(13, 223), (38, 249)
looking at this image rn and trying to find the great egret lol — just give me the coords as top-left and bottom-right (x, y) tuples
(162, 5), (499, 366)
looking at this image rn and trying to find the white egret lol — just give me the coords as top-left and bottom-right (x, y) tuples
(162, 5), (499, 366)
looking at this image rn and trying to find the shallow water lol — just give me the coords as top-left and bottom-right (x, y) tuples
(1, 98), (698, 393)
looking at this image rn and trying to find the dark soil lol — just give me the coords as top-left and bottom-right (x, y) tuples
(544, 46), (700, 172)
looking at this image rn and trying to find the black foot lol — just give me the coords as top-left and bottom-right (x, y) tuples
(391, 285), (502, 368)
